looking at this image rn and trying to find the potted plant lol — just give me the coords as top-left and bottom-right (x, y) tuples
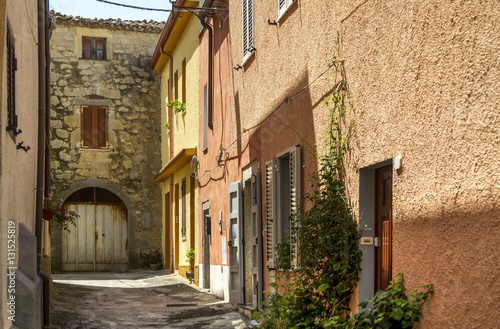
(186, 248), (195, 282)
(142, 249), (162, 271)
(43, 193), (78, 232)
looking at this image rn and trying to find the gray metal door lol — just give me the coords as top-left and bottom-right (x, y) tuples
(228, 181), (243, 304)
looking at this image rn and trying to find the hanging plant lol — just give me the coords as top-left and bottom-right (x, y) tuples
(167, 99), (186, 114)
(43, 193), (78, 232)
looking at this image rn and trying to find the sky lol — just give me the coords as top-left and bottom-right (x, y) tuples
(50, 0), (173, 22)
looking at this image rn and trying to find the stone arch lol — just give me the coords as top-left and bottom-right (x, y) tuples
(52, 178), (136, 272)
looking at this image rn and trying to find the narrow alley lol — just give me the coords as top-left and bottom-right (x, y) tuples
(48, 270), (250, 329)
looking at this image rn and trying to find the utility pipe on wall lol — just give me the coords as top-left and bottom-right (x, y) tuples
(200, 18), (213, 129)
(36, 0), (50, 325)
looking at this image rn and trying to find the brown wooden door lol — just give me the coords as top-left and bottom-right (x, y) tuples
(375, 165), (392, 292)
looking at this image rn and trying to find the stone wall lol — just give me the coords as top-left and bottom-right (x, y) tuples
(49, 14), (163, 270)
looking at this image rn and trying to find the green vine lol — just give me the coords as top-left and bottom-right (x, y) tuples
(255, 57), (360, 328)
(168, 99), (186, 114)
(254, 45), (433, 328)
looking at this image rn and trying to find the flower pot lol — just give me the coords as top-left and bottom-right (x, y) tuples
(150, 263), (161, 271)
(43, 209), (54, 221)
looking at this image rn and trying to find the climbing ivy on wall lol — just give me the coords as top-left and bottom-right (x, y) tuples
(254, 55), (362, 328)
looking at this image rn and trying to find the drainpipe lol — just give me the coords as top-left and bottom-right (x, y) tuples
(36, 0), (50, 326)
(200, 18), (213, 129)
(159, 47), (175, 272)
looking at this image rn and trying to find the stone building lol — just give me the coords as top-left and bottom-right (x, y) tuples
(49, 13), (163, 272)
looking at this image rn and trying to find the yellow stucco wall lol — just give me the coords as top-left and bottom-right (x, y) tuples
(158, 13), (200, 273)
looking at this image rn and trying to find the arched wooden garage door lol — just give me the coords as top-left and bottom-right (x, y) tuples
(61, 187), (128, 272)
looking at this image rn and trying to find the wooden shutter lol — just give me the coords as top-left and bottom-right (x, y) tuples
(289, 145), (301, 269)
(83, 37), (91, 59)
(7, 20), (16, 131)
(278, 0), (294, 18)
(81, 106), (93, 147)
(96, 39), (105, 60)
(265, 159), (276, 268)
(181, 178), (186, 237)
(96, 107), (108, 148)
(242, 0), (254, 61)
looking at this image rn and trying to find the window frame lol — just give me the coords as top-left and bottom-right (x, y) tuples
(81, 105), (109, 149)
(242, 0), (255, 64)
(278, 0), (295, 20)
(82, 37), (107, 60)
(181, 178), (187, 238)
(6, 19), (18, 140)
(265, 145), (301, 269)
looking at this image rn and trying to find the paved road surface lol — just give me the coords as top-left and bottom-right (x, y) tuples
(48, 269), (251, 329)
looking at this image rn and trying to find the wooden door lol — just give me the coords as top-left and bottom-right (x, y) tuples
(62, 203), (128, 271)
(375, 165), (392, 291)
(228, 181), (244, 304)
(251, 171), (263, 309)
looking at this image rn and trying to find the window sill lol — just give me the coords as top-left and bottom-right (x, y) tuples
(242, 49), (255, 68)
(278, 0), (297, 23)
(79, 147), (111, 152)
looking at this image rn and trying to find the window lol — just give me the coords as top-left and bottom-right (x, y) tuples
(82, 37), (106, 60)
(242, 0), (254, 63)
(265, 145), (301, 269)
(203, 84), (208, 151)
(181, 178), (187, 238)
(278, 0), (294, 19)
(6, 20), (19, 139)
(81, 105), (108, 149)
(174, 70), (179, 100)
(182, 58), (186, 104)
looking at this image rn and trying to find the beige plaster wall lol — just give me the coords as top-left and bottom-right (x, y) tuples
(49, 20), (162, 269)
(340, 1), (500, 327)
(227, 0), (499, 326)
(0, 0), (42, 326)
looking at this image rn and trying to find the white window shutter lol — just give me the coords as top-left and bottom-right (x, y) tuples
(265, 159), (276, 268)
(242, 0), (254, 62)
(278, 0), (294, 19)
(289, 145), (301, 269)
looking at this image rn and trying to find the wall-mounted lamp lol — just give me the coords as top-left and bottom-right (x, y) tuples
(233, 64), (242, 71)
(268, 20), (277, 25)
(394, 155), (402, 173)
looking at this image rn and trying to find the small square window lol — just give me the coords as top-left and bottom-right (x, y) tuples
(82, 37), (106, 60)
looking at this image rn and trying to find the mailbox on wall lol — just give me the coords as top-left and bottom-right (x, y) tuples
(205, 214), (211, 236)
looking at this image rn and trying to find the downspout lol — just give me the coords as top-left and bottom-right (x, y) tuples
(160, 47), (174, 272)
(36, 0), (50, 326)
(200, 18), (213, 129)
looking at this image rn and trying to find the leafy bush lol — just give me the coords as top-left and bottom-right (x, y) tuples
(324, 274), (433, 329)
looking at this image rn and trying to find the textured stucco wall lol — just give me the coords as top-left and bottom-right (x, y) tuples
(156, 13), (200, 275)
(198, 3), (234, 299)
(0, 0), (43, 327)
(49, 20), (162, 270)
(227, 0), (499, 326)
(340, 1), (500, 327)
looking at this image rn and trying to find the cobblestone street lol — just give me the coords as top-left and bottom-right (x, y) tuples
(48, 270), (250, 329)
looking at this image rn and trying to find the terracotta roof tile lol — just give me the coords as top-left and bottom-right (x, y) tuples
(52, 11), (165, 33)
